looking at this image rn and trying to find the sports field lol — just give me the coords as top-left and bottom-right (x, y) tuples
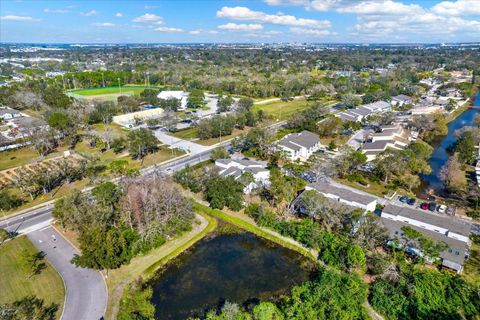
(68, 85), (161, 97)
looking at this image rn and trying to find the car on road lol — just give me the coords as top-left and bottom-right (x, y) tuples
(407, 198), (416, 206)
(420, 203), (429, 210)
(428, 202), (436, 211)
(437, 204), (447, 214)
(399, 195), (409, 203)
(446, 207), (456, 216)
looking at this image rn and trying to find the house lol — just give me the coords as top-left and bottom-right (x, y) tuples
(380, 204), (472, 273)
(305, 181), (377, 212)
(276, 130), (322, 161)
(361, 124), (410, 161)
(215, 158), (270, 194)
(157, 90), (189, 110)
(0, 108), (22, 120)
(391, 94), (413, 107)
(335, 101), (391, 123)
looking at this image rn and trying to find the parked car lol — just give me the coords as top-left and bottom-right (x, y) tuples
(437, 204), (447, 214)
(399, 195), (409, 203)
(446, 207), (456, 216)
(420, 203), (429, 210)
(407, 198), (416, 206)
(428, 202), (437, 211)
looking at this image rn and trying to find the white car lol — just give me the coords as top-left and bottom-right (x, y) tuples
(437, 204), (447, 214)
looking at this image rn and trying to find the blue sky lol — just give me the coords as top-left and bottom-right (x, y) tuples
(1, 0), (479, 43)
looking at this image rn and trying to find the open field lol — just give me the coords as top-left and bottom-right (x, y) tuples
(171, 127), (199, 140)
(252, 98), (310, 121)
(0, 236), (65, 318)
(68, 85), (161, 97)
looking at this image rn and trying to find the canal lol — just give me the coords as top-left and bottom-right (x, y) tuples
(419, 92), (480, 194)
(148, 225), (315, 320)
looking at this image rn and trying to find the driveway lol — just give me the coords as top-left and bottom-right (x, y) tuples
(28, 226), (107, 320)
(154, 129), (212, 155)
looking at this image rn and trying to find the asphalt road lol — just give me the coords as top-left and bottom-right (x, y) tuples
(27, 226), (106, 320)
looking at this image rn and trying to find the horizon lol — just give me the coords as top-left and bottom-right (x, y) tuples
(1, 0), (479, 44)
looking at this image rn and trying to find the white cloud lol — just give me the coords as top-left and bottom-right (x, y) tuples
(431, 0), (480, 16)
(93, 22), (115, 27)
(218, 23), (264, 31)
(264, 0), (343, 12)
(217, 6), (330, 28)
(80, 10), (98, 17)
(144, 5), (159, 9)
(115, 12), (123, 17)
(188, 29), (219, 35)
(44, 8), (70, 14)
(154, 27), (183, 32)
(338, 0), (422, 15)
(132, 13), (163, 24)
(0, 15), (37, 21)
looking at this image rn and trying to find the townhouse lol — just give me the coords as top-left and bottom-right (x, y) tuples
(276, 130), (323, 161)
(215, 158), (270, 194)
(336, 101), (391, 123)
(362, 124), (411, 161)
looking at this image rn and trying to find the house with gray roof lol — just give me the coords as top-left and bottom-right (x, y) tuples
(215, 158), (270, 194)
(391, 94), (413, 107)
(305, 181), (377, 212)
(276, 130), (322, 161)
(335, 101), (391, 123)
(0, 108), (22, 120)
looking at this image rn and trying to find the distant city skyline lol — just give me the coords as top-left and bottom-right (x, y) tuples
(1, 0), (479, 43)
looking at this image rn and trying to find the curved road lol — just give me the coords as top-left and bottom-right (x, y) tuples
(27, 226), (107, 320)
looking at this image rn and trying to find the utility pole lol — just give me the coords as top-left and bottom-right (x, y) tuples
(118, 77), (122, 94)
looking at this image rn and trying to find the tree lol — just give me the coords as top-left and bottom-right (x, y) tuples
(0, 189), (23, 211)
(187, 89), (206, 108)
(217, 95), (234, 112)
(440, 154), (467, 194)
(317, 117), (343, 137)
(237, 97), (254, 111)
(127, 128), (159, 160)
(211, 147), (229, 160)
(455, 130), (476, 164)
(118, 278), (155, 320)
(47, 112), (73, 137)
(0, 296), (59, 320)
(19, 249), (47, 279)
(204, 176), (244, 211)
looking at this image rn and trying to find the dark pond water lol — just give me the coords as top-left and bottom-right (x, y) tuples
(418, 93), (480, 194)
(149, 228), (315, 320)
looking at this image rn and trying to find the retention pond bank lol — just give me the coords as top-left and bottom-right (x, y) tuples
(148, 224), (315, 320)
(419, 92), (480, 194)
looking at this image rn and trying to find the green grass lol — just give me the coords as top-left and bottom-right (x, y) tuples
(252, 98), (310, 121)
(192, 202), (316, 260)
(171, 127), (199, 140)
(463, 241), (480, 286)
(0, 146), (71, 172)
(0, 236), (65, 318)
(68, 85), (161, 97)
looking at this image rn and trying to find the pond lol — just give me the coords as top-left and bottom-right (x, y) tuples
(418, 92), (480, 194)
(149, 226), (315, 320)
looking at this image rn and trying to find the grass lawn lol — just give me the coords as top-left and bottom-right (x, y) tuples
(252, 98), (310, 121)
(171, 127), (199, 140)
(0, 236), (65, 318)
(337, 177), (409, 199)
(319, 135), (349, 147)
(196, 128), (247, 146)
(0, 146), (70, 172)
(105, 209), (217, 320)
(68, 86), (161, 97)
(463, 241), (480, 286)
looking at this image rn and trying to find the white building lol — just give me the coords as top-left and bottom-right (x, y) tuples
(305, 181), (377, 212)
(157, 90), (189, 110)
(112, 108), (164, 128)
(276, 130), (323, 161)
(0, 108), (22, 120)
(215, 158), (270, 194)
(336, 101), (391, 122)
(362, 124), (411, 161)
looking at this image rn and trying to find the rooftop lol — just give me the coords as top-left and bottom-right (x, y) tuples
(307, 181), (377, 206)
(278, 130), (321, 149)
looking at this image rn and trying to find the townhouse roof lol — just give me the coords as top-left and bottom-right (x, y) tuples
(362, 101), (390, 111)
(382, 204), (471, 236)
(278, 130), (321, 149)
(11, 116), (47, 128)
(307, 181), (377, 206)
(362, 140), (391, 151)
(0, 108), (21, 116)
(392, 94), (412, 102)
(221, 166), (243, 179)
(350, 107), (372, 117)
(381, 218), (468, 267)
(336, 112), (358, 122)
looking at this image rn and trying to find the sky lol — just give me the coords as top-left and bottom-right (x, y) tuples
(1, 0), (479, 43)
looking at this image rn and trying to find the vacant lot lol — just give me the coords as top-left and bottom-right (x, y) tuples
(0, 236), (65, 318)
(252, 98), (310, 121)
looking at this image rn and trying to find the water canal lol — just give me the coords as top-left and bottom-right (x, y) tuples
(418, 92), (480, 194)
(148, 225), (315, 320)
